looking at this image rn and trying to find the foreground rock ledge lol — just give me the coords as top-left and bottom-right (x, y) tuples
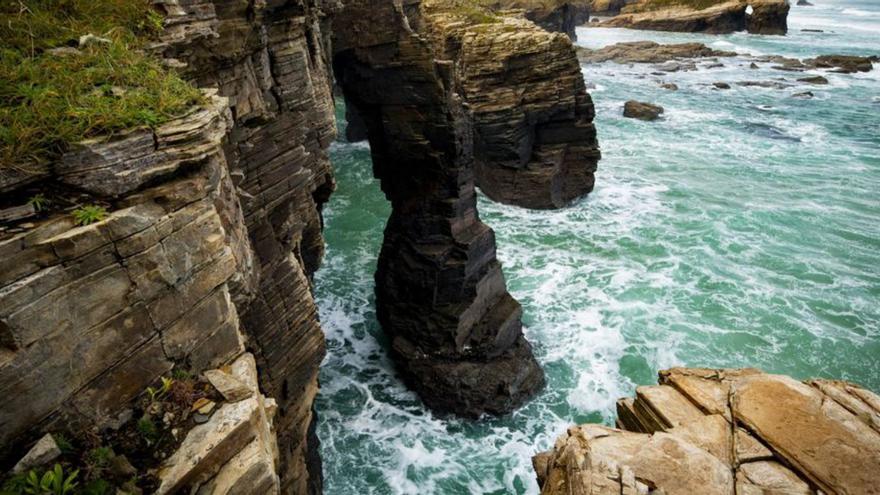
(534, 368), (880, 494)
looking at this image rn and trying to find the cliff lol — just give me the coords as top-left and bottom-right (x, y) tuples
(479, 1), (592, 39)
(595, 0), (790, 34)
(1, 0), (337, 492)
(535, 368), (880, 494)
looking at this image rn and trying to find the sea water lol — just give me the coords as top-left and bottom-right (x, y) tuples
(315, 1), (880, 492)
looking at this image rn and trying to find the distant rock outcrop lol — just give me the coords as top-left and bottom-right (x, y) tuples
(483, 1), (593, 39)
(577, 41), (736, 63)
(593, 0), (790, 35)
(534, 368), (880, 494)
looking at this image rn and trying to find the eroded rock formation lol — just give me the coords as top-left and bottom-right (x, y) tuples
(534, 368), (880, 494)
(594, 0), (790, 35)
(577, 41), (736, 63)
(426, 6), (601, 209)
(481, 1), (592, 39)
(332, 0), (545, 417)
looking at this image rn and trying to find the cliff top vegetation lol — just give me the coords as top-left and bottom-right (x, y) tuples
(0, 0), (202, 171)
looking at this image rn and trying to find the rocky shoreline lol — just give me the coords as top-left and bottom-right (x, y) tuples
(535, 368), (880, 494)
(592, 0), (790, 35)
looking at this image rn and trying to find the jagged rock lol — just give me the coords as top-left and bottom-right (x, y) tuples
(536, 368), (880, 495)
(333, 0), (546, 417)
(11, 434), (60, 473)
(204, 369), (253, 403)
(157, 353), (279, 495)
(594, 0), (789, 35)
(577, 41), (736, 64)
(623, 100), (664, 120)
(426, 7), (600, 209)
(798, 75), (829, 84)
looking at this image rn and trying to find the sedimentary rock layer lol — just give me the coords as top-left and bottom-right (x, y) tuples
(1, 1), (338, 492)
(595, 0), (789, 35)
(333, 0), (545, 417)
(154, 1), (338, 492)
(426, 5), (601, 209)
(534, 368), (880, 494)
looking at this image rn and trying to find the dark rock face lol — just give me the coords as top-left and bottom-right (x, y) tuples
(747, 0), (790, 35)
(333, 0), (545, 418)
(155, 1), (339, 492)
(426, 9), (600, 210)
(623, 100), (664, 120)
(805, 54), (877, 73)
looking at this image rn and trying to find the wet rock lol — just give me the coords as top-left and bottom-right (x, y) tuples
(792, 91), (814, 99)
(12, 434), (61, 473)
(804, 54), (876, 73)
(577, 41), (735, 64)
(749, 62), (759, 69)
(660, 82), (679, 90)
(798, 75), (829, 84)
(623, 100), (664, 121)
(797, 0), (812, 5)
(536, 368), (880, 495)
(737, 80), (790, 89)
(714, 82), (731, 89)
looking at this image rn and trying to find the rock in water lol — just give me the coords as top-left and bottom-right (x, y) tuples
(798, 75), (829, 84)
(534, 368), (880, 494)
(714, 81), (732, 89)
(623, 100), (664, 120)
(797, 0), (813, 5)
(593, 0), (789, 35)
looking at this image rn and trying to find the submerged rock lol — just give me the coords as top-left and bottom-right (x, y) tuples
(798, 75), (829, 84)
(714, 81), (732, 89)
(534, 368), (880, 494)
(623, 100), (664, 120)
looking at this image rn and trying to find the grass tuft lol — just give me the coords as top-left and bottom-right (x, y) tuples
(0, 1), (203, 171)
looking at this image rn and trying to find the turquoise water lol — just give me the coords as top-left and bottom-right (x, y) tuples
(315, 1), (880, 493)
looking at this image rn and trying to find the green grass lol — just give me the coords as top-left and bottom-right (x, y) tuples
(0, 1), (203, 171)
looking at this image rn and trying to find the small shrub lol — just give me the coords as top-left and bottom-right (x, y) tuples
(135, 416), (158, 442)
(72, 205), (107, 226)
(9, 464), (79, 495)
(27, 193), (50, 212)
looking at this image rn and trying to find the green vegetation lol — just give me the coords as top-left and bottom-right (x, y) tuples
(2, 464), (79, 495)
(71, 205), (107, 226)
(27, 193), (49, 212)
(144, 376), (174, 402)
(433, 0), (503, 24)
(0, 1), (203, 171)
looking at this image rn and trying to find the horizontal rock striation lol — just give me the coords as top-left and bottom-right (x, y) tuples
(333, 0), (545, 417)
(154, 1), (339, 492)
(1, 0), (339, 492)
(534, 368), (880, 494)
(426, 6), (601, 209)
(594, 0), (789, 35)
(577, 40), (736, 63)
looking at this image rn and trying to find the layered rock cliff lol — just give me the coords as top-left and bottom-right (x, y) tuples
(534, 368), (880, 494)
(595, 0), (790, 34)
(480, 1), (592, 39)
(426, 6), (601, 209)
(1, 0), (338, 492)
